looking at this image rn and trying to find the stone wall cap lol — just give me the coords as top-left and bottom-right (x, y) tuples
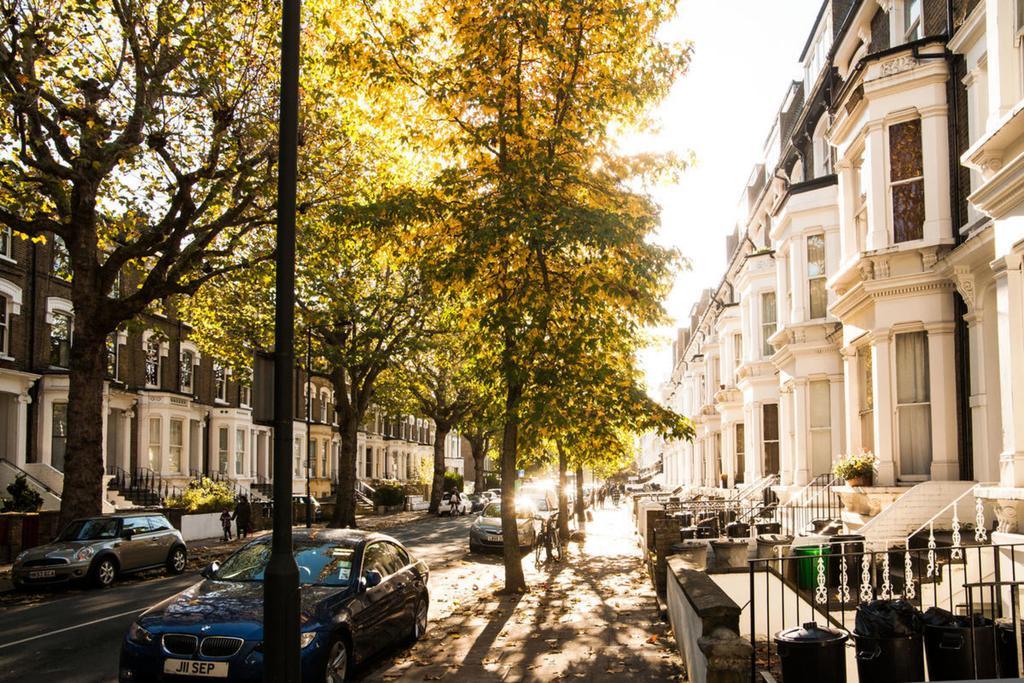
(667, 558), (742, 619)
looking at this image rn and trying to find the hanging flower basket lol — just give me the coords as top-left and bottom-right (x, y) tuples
(834, 451), (876, 487)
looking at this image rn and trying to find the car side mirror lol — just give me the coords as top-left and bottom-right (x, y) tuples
(363, 569), (382, 589)
(121, 529), (135, 541)
(201, 562), (219, 579)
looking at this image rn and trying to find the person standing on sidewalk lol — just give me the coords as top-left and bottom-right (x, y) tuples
(232, 495), (252, 540)
(220, 508), (233, 542)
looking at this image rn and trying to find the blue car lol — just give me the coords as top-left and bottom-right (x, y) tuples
(119, 529), (429, 682)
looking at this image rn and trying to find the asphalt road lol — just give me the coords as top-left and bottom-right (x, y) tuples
(0, 514), (476, 683)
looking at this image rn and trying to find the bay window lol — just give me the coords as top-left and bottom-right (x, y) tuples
(218, 427), (229, 474)
(889, 119), (925, 243)
(169, 419), (183, 474)
(763, 403), (780, 475)
(235, 428), (245, 475)
(903, 0), (921, 41)
(148, 417), (161, 471)
(896, 332), (932, 476)
(735, 423), (745, 484)
(807, 234), (827, 319)
(0, 226), (11, 259)
(761, 292), (777, 357)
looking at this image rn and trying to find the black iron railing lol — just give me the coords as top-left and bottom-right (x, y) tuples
(748, 538), (1020, 681)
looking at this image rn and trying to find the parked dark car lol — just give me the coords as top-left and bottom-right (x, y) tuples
(12, 512), (187, 589)
(469, 500), (539, 553)
(119, 529), (428, 682)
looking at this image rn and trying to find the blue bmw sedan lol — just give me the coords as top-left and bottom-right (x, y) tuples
(119, 529), (429, 682)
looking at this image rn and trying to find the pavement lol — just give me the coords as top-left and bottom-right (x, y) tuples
(358, 506), (686, 682)
(0, 505), (685, 682)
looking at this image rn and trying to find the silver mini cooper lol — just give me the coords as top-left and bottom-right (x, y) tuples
(12, 512), (188, 589)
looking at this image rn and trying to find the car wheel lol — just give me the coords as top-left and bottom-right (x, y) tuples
(323, 635), (350, 683)
(91, 557), (117, 588)
(469, 541), (480, 554)
(410, 595), (428, 642)
(166, 546), (187, 575)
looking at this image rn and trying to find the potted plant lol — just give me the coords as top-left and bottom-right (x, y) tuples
(834, 451), (876, 487)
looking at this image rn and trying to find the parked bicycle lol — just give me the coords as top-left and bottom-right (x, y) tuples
(534, 513), (565, 567)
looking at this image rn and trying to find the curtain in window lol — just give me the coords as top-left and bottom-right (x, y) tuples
(735, 423), (745, 484)
(148, 417), (161, 471)
(761, 292), (777, 357)
(169, 420), (183, 473)
(896, 332), (932, 476)
(51, 404), (68, 471)
(219, 427), (229, 474)
(807, 235), (827, 318)
(235, 428), (245, 475)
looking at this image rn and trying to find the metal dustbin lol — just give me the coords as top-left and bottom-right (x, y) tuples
(693, 523), (716, 539)
(756, 534), (793, 559)
(755, 521), (781, 535)
(725, 521), (750, 539)
(775, 622), (848, 683)
(672, 511), (693, 527)
(679, 526), (696, 540)
(793, 544), (832, 590)
(997, 620), (1023, 678)
(710, 538), (749, 570)
(923, 618), (997, 680)
(828, 534), (865, 590)
(854, 632), (924, 683)
(669, 541), (707, 569)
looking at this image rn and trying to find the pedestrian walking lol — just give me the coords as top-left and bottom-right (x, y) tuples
(232, 495), (252, 540)
(219, 508), (233, 542)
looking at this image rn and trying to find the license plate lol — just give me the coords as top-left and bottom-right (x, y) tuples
(163, 660), (229, 678)
(486, 534), (502, 542)
(28, 570), (56, 579)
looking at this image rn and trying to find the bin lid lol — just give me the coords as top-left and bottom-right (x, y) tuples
(776, 622), (848, 644)
(757, 534), (793, 544)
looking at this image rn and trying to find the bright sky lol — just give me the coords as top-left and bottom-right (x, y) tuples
(623, 0), (824, 396)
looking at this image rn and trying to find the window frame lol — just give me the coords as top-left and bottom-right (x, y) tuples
(888, 118), (926, 243)
(761, 291), (777, 358)
(51, 235), (71, 281)
(51, 402), (68, 471)
(218, 427), (230, 474)
(179, 350), (195, 394)
(903, 0), (922, 42)
(806, 233), (828, 319)
(235, 428), (245, 476)
(0, 226), (12, 261)
(214, 363), (228, 403)
(762, 403), (780, 476)
(49, 310), (73, 368)
(895, 331), (932, 479)
(144, 335), (164, 388)
(106, 332), (120, 380)
(858, 346), (875, 450)
(148, 417), (162, 471)
(809, 379), (832, 473)
(0, 294), (8, 358)
(169, 418), (184, 474)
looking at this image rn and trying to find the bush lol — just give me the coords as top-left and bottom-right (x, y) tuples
(165, 477), (236, 513)
(373, 481), (406, 507)
(483, 473), (500, 490)
(2, 475), (43, 512)
(834, 451), (877, 481)
(443, 471), (464, 493)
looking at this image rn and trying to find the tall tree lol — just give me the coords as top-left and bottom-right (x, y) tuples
(355, 0), (692, 592)
(0, 0), (281, 525)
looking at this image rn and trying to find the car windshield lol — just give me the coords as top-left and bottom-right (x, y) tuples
(58, 518), (120, 541)
(213, 538), (357, 586)
(481, 502), (535, 519)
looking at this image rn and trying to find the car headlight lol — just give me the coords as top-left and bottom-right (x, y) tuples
(14, 550), (28, 565)
(127, 621), (154, 646)
(75, 547), (94, 562)
(299, 632), (317, 648)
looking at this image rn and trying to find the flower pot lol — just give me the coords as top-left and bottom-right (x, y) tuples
(846, 474), (872, 487)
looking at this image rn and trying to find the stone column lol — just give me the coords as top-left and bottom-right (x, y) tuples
(120, 410), (133, 471)
(778, 385), (794, 486)
(842, 347), (862, 455)
(995, 251), (1024, 486)
(747, 404), (763, 482)
(792, 379), (810, 486)
(927, 322), (959, 480)
(865, 123), (890, 251)
(835, 159), (856, 263)
(872, 334), (897, 485)
(921, 104), (952, 243)
(829, 374), (845, 467)
(14, 392), (30, 467)
(790, 239), (806, 323)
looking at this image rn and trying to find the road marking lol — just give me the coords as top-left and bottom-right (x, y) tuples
(0, 607), (144, 650)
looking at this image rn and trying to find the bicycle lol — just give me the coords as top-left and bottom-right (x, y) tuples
(534, 513), (565, 567)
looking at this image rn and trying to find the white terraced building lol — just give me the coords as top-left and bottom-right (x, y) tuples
(650, 0), (1024, 539)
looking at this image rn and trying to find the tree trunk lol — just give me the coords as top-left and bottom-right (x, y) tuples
(499, 381), (526, 593)
(429, 424), (450, 514)
(557, 444), (570, 542)
(58, 327), (108, 529)
(330, 412), (360, 528)
(471, 436), (486, 493)
(575, 464), (585, 530)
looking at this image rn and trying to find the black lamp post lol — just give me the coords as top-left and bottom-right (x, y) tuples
(305, 325), (312, 529)
(264, 0), (301, 679)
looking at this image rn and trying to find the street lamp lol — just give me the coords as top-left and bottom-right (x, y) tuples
(264, 0), (301, 680)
